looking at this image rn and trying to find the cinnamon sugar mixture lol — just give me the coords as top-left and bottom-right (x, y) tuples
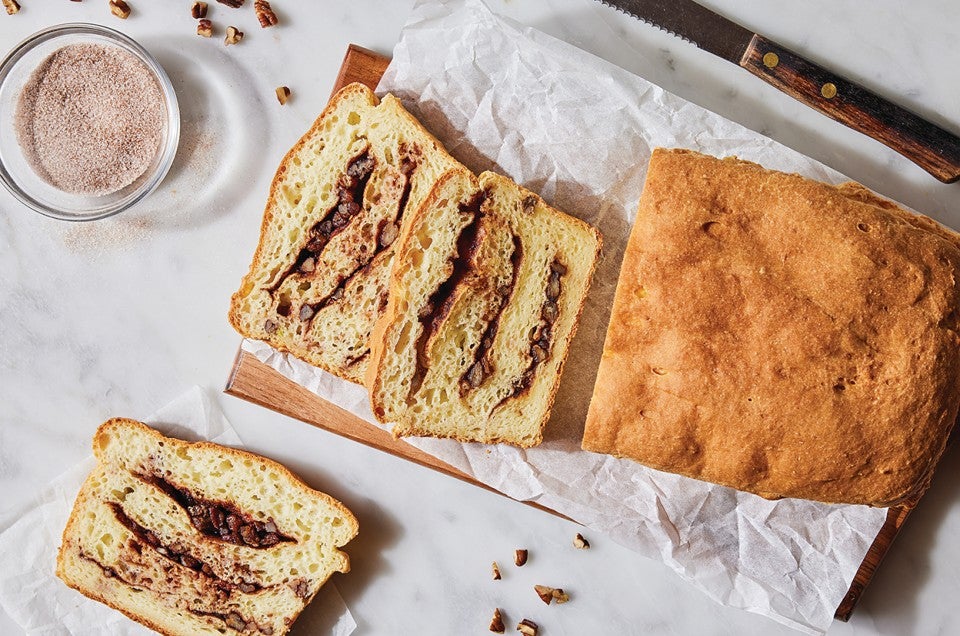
(15, 43), (164, 196)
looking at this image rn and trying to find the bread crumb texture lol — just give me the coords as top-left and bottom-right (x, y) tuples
(56, 419), (357, 636)
(229, 83), (461, 383)
(367, 168), (601, 447)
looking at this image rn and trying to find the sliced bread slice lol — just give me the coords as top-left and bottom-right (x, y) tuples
(366, 168), (602, 447)
(56, 419), (358, 636)
(229, 82), (463, 382)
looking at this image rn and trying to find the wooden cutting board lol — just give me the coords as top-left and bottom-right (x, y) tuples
(225, 43), (912, 622)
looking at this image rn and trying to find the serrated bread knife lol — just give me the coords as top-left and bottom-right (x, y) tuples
(599, 0), (960, 183)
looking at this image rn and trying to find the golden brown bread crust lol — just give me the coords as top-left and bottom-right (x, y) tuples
(582, 148), (960, 507)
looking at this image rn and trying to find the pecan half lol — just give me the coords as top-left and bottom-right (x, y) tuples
(254, 0), (278, 27)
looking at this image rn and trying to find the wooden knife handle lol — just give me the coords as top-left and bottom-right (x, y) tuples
(740, 34), (960, 183)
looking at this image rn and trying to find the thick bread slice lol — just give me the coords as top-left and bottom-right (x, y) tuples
(229, 83), (462, 383)
(56, 419), (358, 636)
(582, 148), (960, 507)
(367, 168), (602, 447)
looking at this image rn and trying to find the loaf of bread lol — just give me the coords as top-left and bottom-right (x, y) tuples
(56, 419), (358, 636)
(582, 148), (960, 507)
(229, 82), (462, 383)
(367, 167), (602, 447)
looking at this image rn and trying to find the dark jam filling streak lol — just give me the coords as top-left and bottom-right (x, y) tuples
(497, 258), (566, 406)
(108, 502), (264, 594)
(192, 609), (276, 635)
(137, 472), (294, 548)
(408, 192), (487, 402)
(297, 151), (420, 324)
(268, 150), (377, 298)
(459, 234), (523, 395)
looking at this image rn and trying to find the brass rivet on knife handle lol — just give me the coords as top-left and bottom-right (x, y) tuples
(740, 33), (960, 183)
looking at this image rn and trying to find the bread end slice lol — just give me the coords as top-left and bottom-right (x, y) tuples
(56, 418), (357, 636)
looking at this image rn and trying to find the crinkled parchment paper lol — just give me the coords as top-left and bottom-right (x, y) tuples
(0, 387), (356, 636)
(244, 0), (890, 632)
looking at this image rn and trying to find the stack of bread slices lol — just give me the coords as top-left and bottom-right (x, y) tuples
(230, 83), (602, 447)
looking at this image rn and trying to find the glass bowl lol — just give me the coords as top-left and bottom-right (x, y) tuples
(0, 23), (180, 221)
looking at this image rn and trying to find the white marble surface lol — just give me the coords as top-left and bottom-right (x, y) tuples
(1, 1), (958, 635)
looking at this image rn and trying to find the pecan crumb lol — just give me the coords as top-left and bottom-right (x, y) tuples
(224, 25), (243, 45)
(491, 561), (501, 580)
(190, 1), (207, 18)
(517, 619), (538, 636)
(254, 0), (278, 27)
(573, 533), (590, 549)
(514, 549), (528, 567)
(3, 0), (20, 15)
(489, 608), (505, 633)
(109, 0), (130, 19)
(275, 85), (291, 105)
(197, 18), (213, 37)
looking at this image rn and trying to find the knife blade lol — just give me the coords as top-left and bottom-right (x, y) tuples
(600, 0), (960, 183)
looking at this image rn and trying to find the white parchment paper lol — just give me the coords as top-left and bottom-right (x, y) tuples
(245, 0), (890, 632)
(0, 387), (357, 636)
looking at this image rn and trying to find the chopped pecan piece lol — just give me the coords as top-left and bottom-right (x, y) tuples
(534, 584), (553, 605)
(517, 619), (538, 636)
(109, 0), (130, 18)
(224, 25), (243, 45)
(489, 608), (505, 633)
(491, 561), (501, 580)
(514, 549), (528, 567)
(197, 18), (213, 37)
(190, 1), (207, 18)
(534, 584), (570, 605)
(276, 85), (291, 105)
(216, 0), (243, 6)
(2, 0), (20, 15)
(573, 532), (590, 549)
(225, 612), (246, 631)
